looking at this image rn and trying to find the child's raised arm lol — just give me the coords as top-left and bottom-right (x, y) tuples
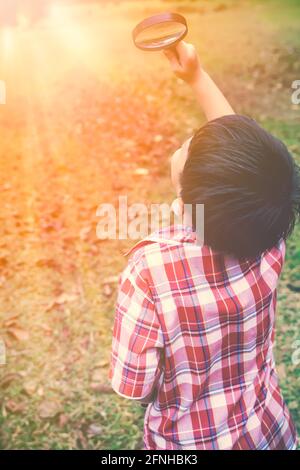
(164, 41), (235, 122)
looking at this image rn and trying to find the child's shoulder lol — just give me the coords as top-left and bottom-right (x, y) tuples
(123, 225), (286, 281)
(124, 224), (197, 262)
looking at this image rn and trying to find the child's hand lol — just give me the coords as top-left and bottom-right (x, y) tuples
(163, 41), (202, 85)
(164, 41), (235, 121)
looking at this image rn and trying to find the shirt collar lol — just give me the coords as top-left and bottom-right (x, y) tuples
(123, 224), (198, 257)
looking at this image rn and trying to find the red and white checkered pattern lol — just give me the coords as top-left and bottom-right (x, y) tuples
(109, 225), (297, 450)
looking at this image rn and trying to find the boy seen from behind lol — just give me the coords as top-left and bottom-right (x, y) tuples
(109, 42), (299, 450)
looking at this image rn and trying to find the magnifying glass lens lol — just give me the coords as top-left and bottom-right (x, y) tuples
(135, 21), (186, 49)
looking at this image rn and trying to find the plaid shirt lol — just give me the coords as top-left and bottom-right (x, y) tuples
(109, 225), (297, 450)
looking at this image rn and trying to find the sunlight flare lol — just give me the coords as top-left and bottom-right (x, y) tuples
(1, 27), (15, 58)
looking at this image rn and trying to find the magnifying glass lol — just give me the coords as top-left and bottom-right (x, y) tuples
(132, 12), (188, 53)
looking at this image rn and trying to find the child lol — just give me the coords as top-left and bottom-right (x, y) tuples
(109, 42), (299, 450)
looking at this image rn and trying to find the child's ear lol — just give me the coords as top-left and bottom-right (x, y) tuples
(171, 198), (184, 217)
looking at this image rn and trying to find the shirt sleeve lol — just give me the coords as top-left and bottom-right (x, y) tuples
(109, 257), (164, 400)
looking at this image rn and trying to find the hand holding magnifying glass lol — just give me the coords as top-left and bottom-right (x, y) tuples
(132, 12), (201, 84)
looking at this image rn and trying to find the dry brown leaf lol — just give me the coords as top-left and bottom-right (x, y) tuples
(23, 381), (37, 396)
(55, 292), (78, 304)
(45, 292), (78, 311)
(2, 313), (21, 327)
(38, 322), (53, 335)
(87, 424), (102, 437)
(90, 383), (113, 393)
(103, 284), (112, 297)
(58, 413), (69, 428)
(95, 359), (109, 368)
(5, 399), (26, 414)
(0, 373), (22, 389)
(38, 400), (61, 419)
(62, 326), (71, 339)
(79, 226), (91, 240)
(7, 327), (30, 342)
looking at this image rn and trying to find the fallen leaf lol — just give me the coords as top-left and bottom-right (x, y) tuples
(7, 327), (29, 341)
(45, 292), (78, 311)
(87, 424), (102, 437)
(79, 226), (92, 240)
(58, 414), (69, 428)
(95, 359), (109, 368)
(61, 326), (71, 339)
(5, 399), (26, 414)
(2, 313), (21, 327)
(23, 381), (37, 396)
(38, 323), (53, 335)
(103, 284), (112, 297)
(0, 373), (22, 389)
(38, 400), (61, 419)
(90, 383), (113, 393)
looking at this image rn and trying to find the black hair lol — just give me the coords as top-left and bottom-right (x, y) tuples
(180, 115), (300, 259)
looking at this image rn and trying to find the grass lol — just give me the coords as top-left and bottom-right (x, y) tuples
(0, 0), (299, 449)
